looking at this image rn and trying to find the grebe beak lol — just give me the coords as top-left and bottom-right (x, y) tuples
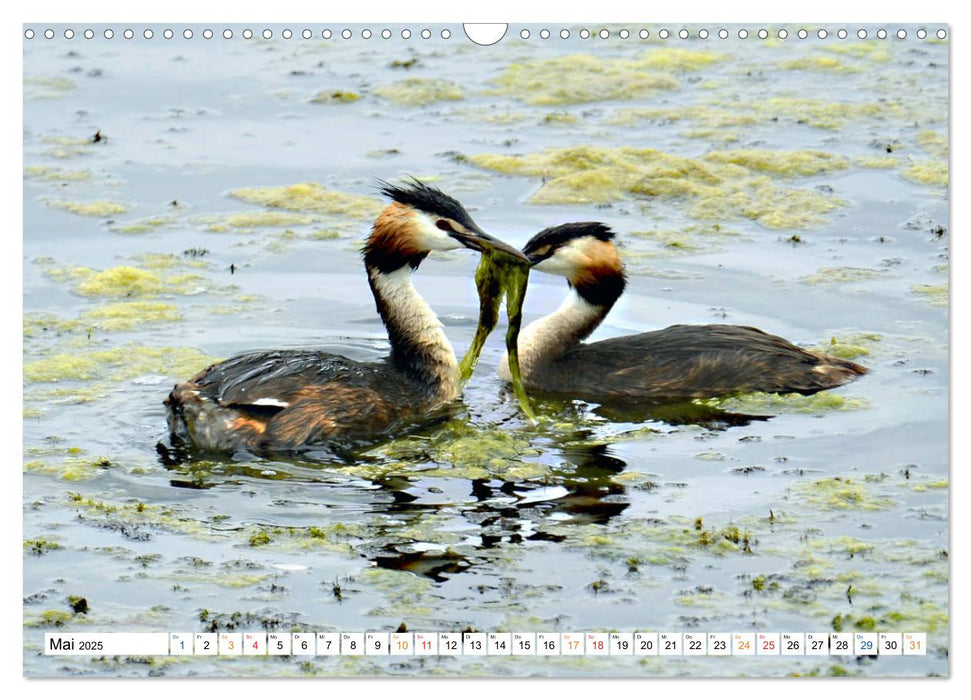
(450, 228), (530, 263)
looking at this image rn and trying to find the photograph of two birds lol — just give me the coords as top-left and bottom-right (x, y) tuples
(166, 179), (865, 456)
(22, 17), (947, 681)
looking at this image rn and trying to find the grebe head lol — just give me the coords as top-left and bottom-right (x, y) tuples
(365, 179), (526, 272)
(523, 222), (626, 305)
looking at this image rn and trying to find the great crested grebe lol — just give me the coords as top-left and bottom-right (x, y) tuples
(499, 222), (867, 403)
(165, 180), (527, 455)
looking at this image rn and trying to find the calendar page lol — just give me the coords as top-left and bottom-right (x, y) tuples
(21, 15), (949, 680)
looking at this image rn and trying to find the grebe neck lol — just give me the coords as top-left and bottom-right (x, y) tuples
(367, 264), (460, 399)
(499, 288), (612, 382)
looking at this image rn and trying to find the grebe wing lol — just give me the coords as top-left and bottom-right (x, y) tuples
(187, 349), (375, 409)
(547, 324), (866, 400)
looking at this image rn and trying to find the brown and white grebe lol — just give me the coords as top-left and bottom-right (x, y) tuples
(499, 222), (867, 404)
(165, 180), (527, 455)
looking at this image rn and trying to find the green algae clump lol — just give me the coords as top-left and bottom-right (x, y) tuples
(812, 333), (881, 360)
(782, 56), (859, 73)
(638, 48), (725, 70)
(111, 216), (175, 234)
(199, 210), (316, 233)
(855, 155), (898, 169)
(25, 76), (76, 99)
(41, 134), (93, 159)
(372, 78), (464, 106)
(916, 130), (948, 159)
(25, 165), (92, 183)
(628, 224), (742, 257)
(800, 266), (889, 286)
(822, 42), (891, 62)
(24, 538), (64, 555)
(463, 145), (845, 229)
(24, 454), (112, 481)
(902, 160), (948, 187)
(701, 391), (867, 416)
(80, 301), (182, 330)
(46, 264), (207, 298)
(24, 344), (219, 384)
(360, 420), (542, 481)
(229, 182), (382, 220)
(610, 99), (888, 132)
(27, 610), (74, 628)
(491, 50), (723, 106)
(793, 477), (897, 511)
(703, 149), (849, 177)
(310, 90), (361, 104)
(911, 283), (948, 307)
(46, 199), (129, 217)
(764, 98), (885, 130)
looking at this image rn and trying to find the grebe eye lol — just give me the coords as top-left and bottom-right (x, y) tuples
(435, 219), (455, 233)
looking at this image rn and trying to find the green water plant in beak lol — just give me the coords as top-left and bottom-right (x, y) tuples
(459, 243), (535, 421)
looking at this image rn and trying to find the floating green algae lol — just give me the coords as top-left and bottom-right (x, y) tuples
(700, 391), (868, 416)
(703, 149), (849, 177)
(24, 165), (92, 183)
(638, 48), (726, 70)
(358, 567), (438, 617)
(916, 130), (948, 159)
(24, 343), (219, 384)
(372, 78), (464, 106)
(911, 283), (948, 307)
(909, 478), (948, 493)
(24, 453), (112, 481)
(491, 50), (723, 106)
(24, 75), (76, 99)
(129, 252), (209, 271)
(628, 224), (742, 256)
(23, 312), (83, 338)
(309, 90), (361, 104)
(812, 332), (882, 360)
(24, 610), (78, 628)
(46, 199), (129, 217)
(799, 266), (889, 286)
(679, 127), (741, 144)
(447, 107), (532, 124)
(358, 420), (543, 481)
(792, 477), (896, 511)
(24, 538), (65, 555)
(462, 145), (844, 229)
(821, 41), (892, 62)
(43, 263), (208, 298)
(855, 155), (899, 169)
(766, 98), (886, 129)
(228, 182), (383, 220)
(902, 160), (948, 187)
(65, 492), (216, 541)
(111, 216), (175, 234)
(197, 210), (316, 233)
(79, 301), (183, 330)
(782, 56), (859, 73)
(306, 229), (341, 240)
(609, 98), (888, 132)
(542, 111), (579, 125)
(40, 134), (94, 159)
